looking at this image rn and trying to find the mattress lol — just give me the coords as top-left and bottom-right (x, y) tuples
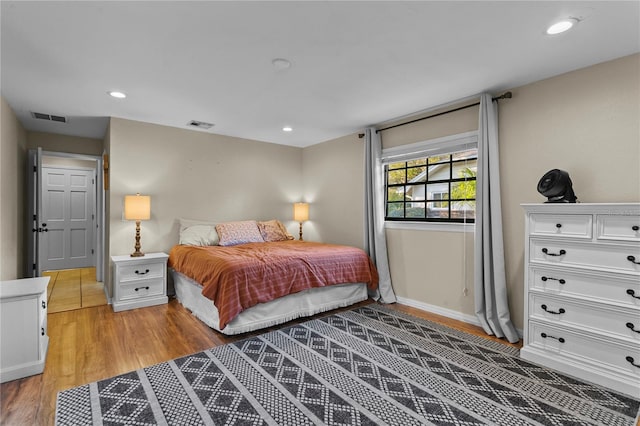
(171, 270), (368, 335)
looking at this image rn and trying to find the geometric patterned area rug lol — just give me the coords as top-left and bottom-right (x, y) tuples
(56, 304), (640, 425)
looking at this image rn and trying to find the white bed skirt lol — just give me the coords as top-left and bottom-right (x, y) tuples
(170, 270), (369, 335)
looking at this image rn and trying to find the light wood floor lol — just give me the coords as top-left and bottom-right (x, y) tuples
(43, 267), (107, 313)
(0, 299), (521, 426)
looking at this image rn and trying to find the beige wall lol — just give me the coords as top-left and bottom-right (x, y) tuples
(500, 53), (640, 329)
(381, 103), (479, 149)
(0, 96), (27, 280)
(107, 118), (303, 296)
(27, 131), (103, 156)
(302, 133), (365, 248)
(379, 97), (480, 321)
(304, 53), (640, 331)
(386, 228), (474, 315)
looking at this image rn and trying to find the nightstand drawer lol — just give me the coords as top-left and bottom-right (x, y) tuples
(118, 278), (164, 301)
(118, 262), (165, 281)
(529, 214), (592, 239)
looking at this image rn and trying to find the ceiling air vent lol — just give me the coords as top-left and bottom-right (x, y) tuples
(188, 120), (214, 129)
(31, 112), (67, 123)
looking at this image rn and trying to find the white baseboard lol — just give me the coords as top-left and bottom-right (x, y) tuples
(395, 296), (481, 326)
(395, 296), (523, 339)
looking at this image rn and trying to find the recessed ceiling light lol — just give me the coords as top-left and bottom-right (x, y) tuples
(282, 126), (293, 132)
(546, 18), (578, 35)
(108, 91), (126, 99)
(272, 58), (292, 70)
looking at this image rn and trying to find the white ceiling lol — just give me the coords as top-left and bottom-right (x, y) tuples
(1, 1), (638, 148)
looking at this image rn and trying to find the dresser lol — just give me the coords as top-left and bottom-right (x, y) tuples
(112, 252), (169, 312)
(521, 203), (640, 397)
(0, 277), (50, 383)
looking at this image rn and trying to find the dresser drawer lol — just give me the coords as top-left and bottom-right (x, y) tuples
(529, 214), (592, 239)
(118, 278), (164, 301)
(530, 239), (640, 275)
(529, 267), (640, 308)
(529, 293), (640, 343)
(597, 214), (640, 242)
(118, 262), (165, 281)
(527, 321), (640, 379)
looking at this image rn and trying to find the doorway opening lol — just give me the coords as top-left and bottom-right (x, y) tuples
(27, 149), (107, 305)
(44, 267), (107, 313)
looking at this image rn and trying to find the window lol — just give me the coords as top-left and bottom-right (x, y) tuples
(385, 148), (477, 223)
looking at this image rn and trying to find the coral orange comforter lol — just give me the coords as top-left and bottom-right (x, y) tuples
(169, 241), (378, 330)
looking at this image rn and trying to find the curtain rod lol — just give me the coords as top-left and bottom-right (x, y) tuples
(358, 91), (512, 139)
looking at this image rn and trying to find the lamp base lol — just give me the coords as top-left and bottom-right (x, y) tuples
(131, 220), (145, 257)
(298, 222), (304, 241)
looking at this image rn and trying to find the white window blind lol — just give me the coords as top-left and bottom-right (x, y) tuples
(380, 131), (478, 164)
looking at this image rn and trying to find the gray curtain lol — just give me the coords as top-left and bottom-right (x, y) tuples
(364, 128), (396, 303)
(475, 94), (519, 343)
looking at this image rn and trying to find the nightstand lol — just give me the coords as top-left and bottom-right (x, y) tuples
(111, 252), (168, 312)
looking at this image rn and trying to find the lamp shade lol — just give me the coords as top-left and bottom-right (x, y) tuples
(124, 194), (151, 220)
(293, 202), (309, 222)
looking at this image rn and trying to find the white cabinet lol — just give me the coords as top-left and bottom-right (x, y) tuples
(0, 277), (50, 383)
(521, 203), (640, 398)
(112, 252), (168, 312)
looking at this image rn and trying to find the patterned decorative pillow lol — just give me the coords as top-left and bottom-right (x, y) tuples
(179, 218), (219, 246)
(216, 221), (265, 246)
(257, 219), (294, 242)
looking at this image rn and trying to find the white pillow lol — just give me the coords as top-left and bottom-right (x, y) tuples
(178, 218), (219, 246)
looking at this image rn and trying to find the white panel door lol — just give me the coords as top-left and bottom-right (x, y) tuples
(38, 168), (95, 271)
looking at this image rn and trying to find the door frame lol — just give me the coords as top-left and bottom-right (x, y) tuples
(27, 150), (105, 281)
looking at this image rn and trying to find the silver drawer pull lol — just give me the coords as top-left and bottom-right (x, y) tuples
(542, 248), (566, 257)
(42, 300), (46, 309)
(626, 323), (640, 334)
(541, 304), (565, 315)
(135, 286), (150, 292)
(541, 276), (565, 284)
(135, 269), (150, 275)
(627, 255), (640, 265)
(626, 356), (640, 368)
(555, 223), (562, 228)
(627, 289), (640, 300)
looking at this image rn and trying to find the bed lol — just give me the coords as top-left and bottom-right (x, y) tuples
(168, 219), (379, 335)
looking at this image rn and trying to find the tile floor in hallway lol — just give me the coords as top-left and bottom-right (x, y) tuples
(42, 267), (107, 313)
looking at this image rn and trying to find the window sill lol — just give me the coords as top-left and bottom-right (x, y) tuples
(384, 221), (475, 233)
